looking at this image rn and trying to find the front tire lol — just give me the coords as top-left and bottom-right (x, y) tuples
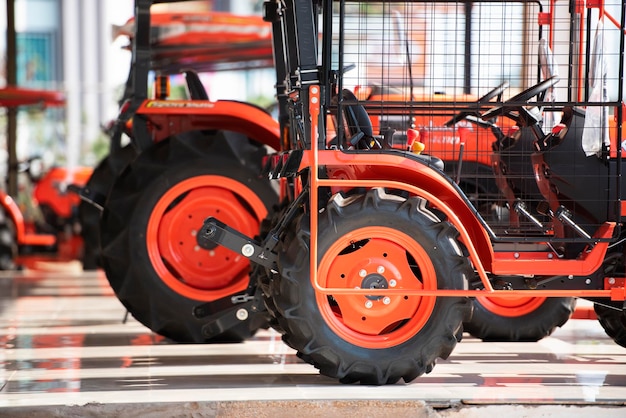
(271, 188), (472, 384)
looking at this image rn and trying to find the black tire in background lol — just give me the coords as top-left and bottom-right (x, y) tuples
(0, 207), (17, 270)
(594, 303), (626, 348)
(464, 296), (576, 342)
(100, 132), (277, 343)
(79, 146), (137, 271)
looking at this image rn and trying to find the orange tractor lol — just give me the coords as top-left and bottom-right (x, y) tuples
(79, 4), (279, 342)
(191, 0), (626, 384)
(0, 87), (92, 269)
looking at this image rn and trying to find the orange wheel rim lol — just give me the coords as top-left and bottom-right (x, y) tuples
(477, 295), (546, 317)
(147, 175), (268, 301)
(317, 226), (437, 349)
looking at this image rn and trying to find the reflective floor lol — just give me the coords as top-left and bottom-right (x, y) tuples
(1, 260), (626, 416)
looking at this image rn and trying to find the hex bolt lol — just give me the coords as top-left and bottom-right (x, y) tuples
(205, 224), (216, 237)
(608, 277), (616, 285)
(359, 269), (367, 277)
(365, 300), (373, 309)
(382, 297), (391, 305)
(585, 278), (592, 285)
(514, 252), (520, 259)
(236, 308), (249, 321)
(377, 266), (385, 274)
(241, 243), (255, 257)
(389, 279), (397, 288)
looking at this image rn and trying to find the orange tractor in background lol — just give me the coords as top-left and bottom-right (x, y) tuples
(78, 4), (280, 342)
(0, 87), (92, 269)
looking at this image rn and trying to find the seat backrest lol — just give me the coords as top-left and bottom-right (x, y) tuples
(538, 39), (560, 131)
(184, 70), (209, 100)
(340, 89), (373, 140)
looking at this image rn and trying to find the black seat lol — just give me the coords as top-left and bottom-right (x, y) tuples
(335, 89), (444, 170)
(533, 107), (609, 225)
(184, 70), (209, 100)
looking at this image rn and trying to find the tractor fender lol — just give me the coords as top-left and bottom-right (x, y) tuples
(0, 190), (33, 244)
(313, 150), (495, 270)
(135, 99), (280, 150)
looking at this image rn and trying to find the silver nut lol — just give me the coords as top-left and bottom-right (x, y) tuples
(236, 308), (249, 321)
(241, 243), (255, 257)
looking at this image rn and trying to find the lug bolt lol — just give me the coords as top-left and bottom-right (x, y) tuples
(241, 244), (254, 257)
(236, 309), (249, 321)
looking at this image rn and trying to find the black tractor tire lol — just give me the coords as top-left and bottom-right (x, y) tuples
(464, 296), (576, 342)
(594, 303), (626, 348)
(79, 146), (137, 271)
(0, 208), (17, 270)
(271, 188), (473, 384)
(100, 132), (277, 343)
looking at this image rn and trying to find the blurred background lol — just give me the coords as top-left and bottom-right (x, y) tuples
(0, 0), (272, 184)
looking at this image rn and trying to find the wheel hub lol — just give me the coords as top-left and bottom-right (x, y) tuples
(361, 273), (388, 300)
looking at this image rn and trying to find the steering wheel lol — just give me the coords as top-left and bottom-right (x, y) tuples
(480, 75), (560, 124)
(444, 81), (509, 127)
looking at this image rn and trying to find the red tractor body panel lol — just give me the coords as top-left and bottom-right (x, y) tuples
(135, 100), (280, 150)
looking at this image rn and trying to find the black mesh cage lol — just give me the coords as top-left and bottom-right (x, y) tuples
(319, 0), (625, 245)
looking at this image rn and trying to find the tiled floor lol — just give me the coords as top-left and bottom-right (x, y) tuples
(1, 260), (625, 417)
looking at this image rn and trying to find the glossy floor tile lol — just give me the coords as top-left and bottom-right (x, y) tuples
(1, 262), (625, 416)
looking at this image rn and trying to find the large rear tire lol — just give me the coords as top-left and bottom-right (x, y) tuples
(101, 132), (277, 342)
(79, 146), (137, 271)
(271, 188), (472, 384)
(464, 296), (576, 341)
